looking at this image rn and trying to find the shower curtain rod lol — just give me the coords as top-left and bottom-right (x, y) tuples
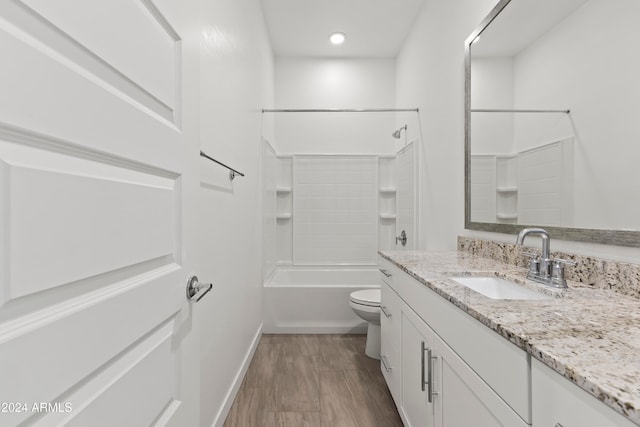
(471, 108), (570, 114)
(262, 108), (419, 113)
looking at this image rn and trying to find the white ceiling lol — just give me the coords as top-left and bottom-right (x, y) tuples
(260, 0), (426, 58)
(471, 0), (588, 57)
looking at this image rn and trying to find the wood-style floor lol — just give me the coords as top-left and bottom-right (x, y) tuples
(223, 334), (403, 427)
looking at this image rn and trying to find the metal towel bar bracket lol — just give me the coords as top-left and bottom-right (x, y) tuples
(200, 150), (245, 180)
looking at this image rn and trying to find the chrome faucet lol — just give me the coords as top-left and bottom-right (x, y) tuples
(515, 228), (574, 288)
(516, 228), (551, 279)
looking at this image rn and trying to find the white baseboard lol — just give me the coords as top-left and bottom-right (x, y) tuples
(210, 322), (263, 427)
(263, 322), (368, 334)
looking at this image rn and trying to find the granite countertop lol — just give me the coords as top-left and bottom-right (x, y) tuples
(379, 250), (640, 426)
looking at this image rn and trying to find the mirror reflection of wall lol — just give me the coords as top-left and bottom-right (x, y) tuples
(469, 0), (640, 231)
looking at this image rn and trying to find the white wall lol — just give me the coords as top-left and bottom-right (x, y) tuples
(512, 0), (640, 231)
(470, 57), (515, 154)
(396, 0), (500, 250)
(273, 58), (397, 155)
(197, 0), (274, 425)
(397, 0), (640, 262)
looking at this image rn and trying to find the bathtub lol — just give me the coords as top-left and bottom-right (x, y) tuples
(263, 266), (380, 333)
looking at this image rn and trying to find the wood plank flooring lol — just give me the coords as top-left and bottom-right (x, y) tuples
(223, 334), (403, 427)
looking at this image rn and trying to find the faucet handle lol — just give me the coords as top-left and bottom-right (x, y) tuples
(552, 258), (576, 266)
(521, 252), (540, 277)
(551, 258), (576, 288)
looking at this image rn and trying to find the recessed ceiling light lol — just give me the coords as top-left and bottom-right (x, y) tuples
(329, 32), (346, 45)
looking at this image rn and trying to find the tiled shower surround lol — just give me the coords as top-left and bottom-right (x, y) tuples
(458, 236), (640, 299)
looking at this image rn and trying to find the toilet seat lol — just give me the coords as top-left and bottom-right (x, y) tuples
(350, 289), (381, 307)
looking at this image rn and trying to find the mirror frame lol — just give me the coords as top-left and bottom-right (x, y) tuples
(464, 0), (640, 248)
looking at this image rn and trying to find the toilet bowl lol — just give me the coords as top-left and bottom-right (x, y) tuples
(349, 289), (381, 359)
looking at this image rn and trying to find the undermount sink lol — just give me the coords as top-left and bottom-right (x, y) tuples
(450, 276), (553, 300)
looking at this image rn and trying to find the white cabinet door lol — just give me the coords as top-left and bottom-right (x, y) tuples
(0, 1), (201, 426)
(401, 309), (437, 427)
(532, 359), (636, 427)
(399, 287), (528, 427)
(437, 335), (529, 427)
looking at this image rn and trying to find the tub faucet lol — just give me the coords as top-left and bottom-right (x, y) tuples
(515, 228), (574, 288)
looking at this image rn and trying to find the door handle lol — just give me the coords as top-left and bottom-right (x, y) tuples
(421, 341), (427, 392)
(421, 342), (438, 403)
(427, 348), (438, 403)
(186, 275), (213, 302)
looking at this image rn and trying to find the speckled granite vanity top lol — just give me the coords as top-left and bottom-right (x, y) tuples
(379, 250), (640, 425)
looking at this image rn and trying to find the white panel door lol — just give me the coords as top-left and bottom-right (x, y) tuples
(0, 1), (201, 426)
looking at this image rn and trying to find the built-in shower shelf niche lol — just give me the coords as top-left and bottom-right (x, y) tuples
(378, 155), (397, 251)
(276, 156), (293, 264)
(267, 150), (414, 265)
(495, 155), (518, 223)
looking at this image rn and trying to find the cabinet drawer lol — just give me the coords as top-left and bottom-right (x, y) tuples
(532, 359), (636, 427)
(380, 281), (401, 351)
(379, 257), (397, 290)
(380, 342), (401, 408)
(380, 280), (402, 407)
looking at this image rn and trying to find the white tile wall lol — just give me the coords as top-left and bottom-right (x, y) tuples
(276, 156), (293, 264)
(293, 156), (378, 265)
(378, 156), (397, 251)
(470, 156), (497, 222)
(262, 140), (277, 279)
(397, 142), (417, 250)
(518, 139), (573, 226)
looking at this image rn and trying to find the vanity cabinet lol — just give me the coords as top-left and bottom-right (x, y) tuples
(380, 280), (402, 406)
(379, 258), (530, 427)
(400, 292), (528, 427)
(532, 359), (636, 427)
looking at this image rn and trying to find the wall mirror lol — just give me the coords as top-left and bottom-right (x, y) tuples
(464, 0), (640, 247)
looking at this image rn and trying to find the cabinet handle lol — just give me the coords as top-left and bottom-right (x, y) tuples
(379, 268), (392, 278)
(427, 348), (439, 403)
(381, 305), (392, 318)
(421, 341), (427, 392)
(381, 355), (392, 372)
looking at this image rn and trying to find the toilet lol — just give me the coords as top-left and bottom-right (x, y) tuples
(349, 289), (381, 359)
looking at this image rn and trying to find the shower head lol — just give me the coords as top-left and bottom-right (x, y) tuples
(392, 125), (407, 139)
